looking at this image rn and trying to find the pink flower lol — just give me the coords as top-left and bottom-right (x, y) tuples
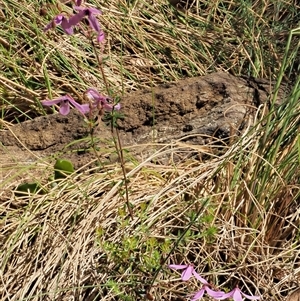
(191, 285), (225, 301)
(168, 264), (208, 283)
(69, 6), (104, 38)
(44, 14), (74, 35)
(85, 88), (121, 111)
(43, 4), (105, 42)
(219, 287), (260, 301)
(42, 95), (89, 115)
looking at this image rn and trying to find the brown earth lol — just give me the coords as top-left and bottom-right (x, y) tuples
(0, 72), (288, 185)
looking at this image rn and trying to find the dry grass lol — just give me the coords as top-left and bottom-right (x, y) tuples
(0, 0), (299, 120)
(0, 0), (299, 300)
(1, 99), (299, 300)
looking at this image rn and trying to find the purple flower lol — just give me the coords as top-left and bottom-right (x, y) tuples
(218, 287), (260, 301)
(70, 6), (103, 36)
(85, 88), (121, 111)
(42, 95), (89, 115)
(191, 285), (225, 301)
(168, 264), (208, 283)
(44, 14), (74, 35)
(44, 5), (105, 42)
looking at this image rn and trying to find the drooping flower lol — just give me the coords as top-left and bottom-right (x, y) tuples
(85, 88), (121, 111)
(168, 264), (208, 283)
(191, 285), (225, 301)
(218, 287), (260, 301)
(44, 14), (73, 35)
(44, 4), (105, 42)
(42, 95), (89, 115)
(69, 6), (104, 40)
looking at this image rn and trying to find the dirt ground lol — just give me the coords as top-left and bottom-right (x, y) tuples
(0, 72), (287, 184)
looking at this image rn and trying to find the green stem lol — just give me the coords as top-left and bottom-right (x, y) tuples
(111, 119), (134, 220)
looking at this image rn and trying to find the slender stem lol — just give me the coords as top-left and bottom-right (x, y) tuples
(89, 123), (103, 167)
(91, 38), (110, 94)
(111, 120), (134, 220)
(91, 36), (133, 219)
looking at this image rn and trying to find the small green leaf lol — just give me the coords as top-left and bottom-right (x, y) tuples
(54, 159), (74, 180)
(15, 182), (45, 196)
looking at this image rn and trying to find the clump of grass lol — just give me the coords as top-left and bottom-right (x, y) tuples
(0, 0), (299, 120)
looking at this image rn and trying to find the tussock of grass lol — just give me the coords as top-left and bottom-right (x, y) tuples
(0, 0), (299, 120)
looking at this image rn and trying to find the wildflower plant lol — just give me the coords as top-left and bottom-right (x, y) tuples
(41, 0), (132, 218)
